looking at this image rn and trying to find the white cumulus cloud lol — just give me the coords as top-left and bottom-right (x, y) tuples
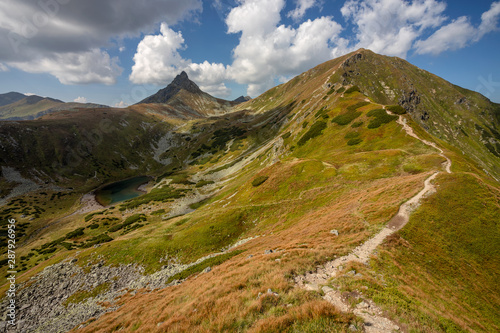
(415, 1), (500, 55)
(0, 0), (202, 85)
(74, 96), (87, 103)
(9, 49), (122, 85)
(130, 23), (231, 97)
(114, 101), (129, 108)
(341, 0), (447, 58)
(130, 23), (188, 85)
(226, 0), (342, 96)
(288, 0), (320, 21)
(187, 61), (231, 97)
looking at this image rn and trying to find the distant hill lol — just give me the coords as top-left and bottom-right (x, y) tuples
(233, 95), (252, 104)
(135, 71), (235, 118)
(0, 92), (27, 107)
(0, 92), (108, 120)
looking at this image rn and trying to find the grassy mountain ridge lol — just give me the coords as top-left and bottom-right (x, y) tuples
(0, 50), (499, 332)
(0, 92), (109, 120)
(0, 92), (26, 107)
(332, 49), (500, 181)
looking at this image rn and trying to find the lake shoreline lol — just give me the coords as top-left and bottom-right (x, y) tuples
(94, 175), (152, 206)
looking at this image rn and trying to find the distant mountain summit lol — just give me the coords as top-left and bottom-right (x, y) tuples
(233, 96), (252, 104)
(138, 71), (202, 104)
(134, 71), (234, 118)
(0, 92), (26, 107)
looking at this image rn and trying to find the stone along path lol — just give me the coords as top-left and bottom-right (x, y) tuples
(295, 113), (452, 332)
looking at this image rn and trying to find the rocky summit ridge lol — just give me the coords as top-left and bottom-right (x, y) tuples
(138, 71), (203, 104)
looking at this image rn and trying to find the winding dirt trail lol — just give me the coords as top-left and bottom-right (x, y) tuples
(295, 113), (452, 332)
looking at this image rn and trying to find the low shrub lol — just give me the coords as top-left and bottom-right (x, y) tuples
(345, 86), (361, 94)
(252, 176), (269, 187)
(151, 209), (165, 216)
(298, 121), (327, 145)
(367, 109), (398, 129)
(66, 228), (85, 239)
(386, 105), (406, 114)
(189, 198), (211, 210)
(347, 101), (370, 112)
(347, 138), (363, 146)
(166, 250), (244, 283)
(196, 180), (215, 188)
(332, 111), (362, 126)
(83, 234), (113, 248)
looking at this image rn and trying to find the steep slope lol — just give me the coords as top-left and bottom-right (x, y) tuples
(235, 49), (500, 181)
(331, 49), (500, 181)
(136, 71), (234, 118)
(0, 50), (499, 333)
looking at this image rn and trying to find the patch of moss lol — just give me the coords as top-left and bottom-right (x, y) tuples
(63, 282), (111, 307)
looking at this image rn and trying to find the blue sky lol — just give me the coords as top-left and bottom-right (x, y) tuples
(0, 0), (499, 106)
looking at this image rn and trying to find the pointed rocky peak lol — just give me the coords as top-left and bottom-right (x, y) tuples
(233, 96), (252, 104)
(170, 71), (202, 94)
(137, 71), (203, 104)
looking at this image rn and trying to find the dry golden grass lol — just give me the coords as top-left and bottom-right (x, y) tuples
(74, 173), (428, 333)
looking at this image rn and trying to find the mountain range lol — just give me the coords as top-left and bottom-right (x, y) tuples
(0, 92), (108, 121)
(0, 49), (499, 333)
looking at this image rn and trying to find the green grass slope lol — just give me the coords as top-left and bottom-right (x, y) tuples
(1, 50), (499, 333)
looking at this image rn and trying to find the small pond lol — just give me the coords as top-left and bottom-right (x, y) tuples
(95, 176), (150, 206)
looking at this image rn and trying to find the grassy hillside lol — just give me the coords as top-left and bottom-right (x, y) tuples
(0, 50), (499, 332)
(0, 97), (63, 119)
(329, 49), (500, 182)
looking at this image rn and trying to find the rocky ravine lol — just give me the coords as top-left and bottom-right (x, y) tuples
(295, 112), (452, 333)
